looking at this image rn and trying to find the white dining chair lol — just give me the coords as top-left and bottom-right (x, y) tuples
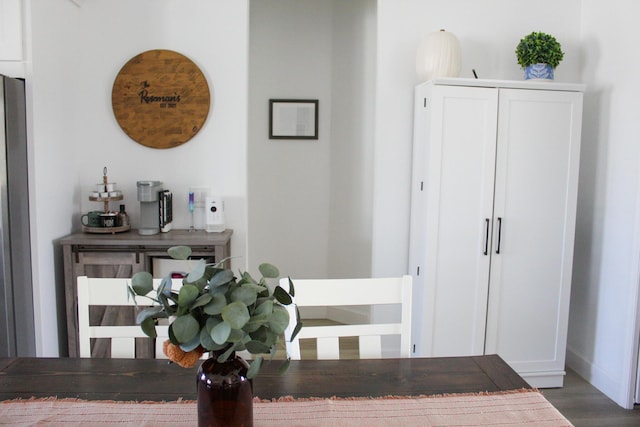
(282, 275), (413, 360)
(77, 276), (181, 358)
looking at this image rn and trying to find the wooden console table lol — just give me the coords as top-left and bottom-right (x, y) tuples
(60, 229), (232, 357)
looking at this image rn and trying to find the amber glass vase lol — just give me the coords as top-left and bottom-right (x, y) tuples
(196, 351), (253, 427)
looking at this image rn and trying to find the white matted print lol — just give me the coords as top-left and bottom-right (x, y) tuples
(269, 99), (318, 139)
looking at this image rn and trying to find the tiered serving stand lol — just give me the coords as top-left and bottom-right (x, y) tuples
(81, 167), (130, 234)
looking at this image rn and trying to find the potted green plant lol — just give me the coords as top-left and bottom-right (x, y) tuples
(128, 245), (302, 426)
(515, 32), (564, 80)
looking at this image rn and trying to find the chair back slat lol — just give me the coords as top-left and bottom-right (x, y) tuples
(359, 335), (382, 359)
(316, 337), (340, 360)
(77, 276), (180, 359)
(283, 275), (412, 360)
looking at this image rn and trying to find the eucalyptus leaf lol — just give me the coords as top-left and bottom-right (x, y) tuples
(221, 301), (250, 329)
(242, 323), (261, 334)
(249, 325), (268, 343)
(168, 245), (192, 260)
(278, 358), (291, 376)
(203, 293), (227, 315)
(158, 276), (174, 297)
(203, 265), (221, 281)
(254, 300), (274, 316)
(247, 356), (263, 379)
(287, 276), (295, 297)
(227, 328), (246, 343)
(178, 284), (200, 307)
(256, 287), (270, 298)
(131, 271), (153, 296)
(210, 269), (235, 288)
(186, 258), (207, 283)
(241, 283), (267, 293)
(250, 327), (278, 348)
(239, 271), (257, 285)
(190, 277), (209, 291)
(218, 345), (235, 363)
(258, 263), (279, 278)
(206, 317), (221, 333)
(268, 305), (290, 334)
(179, 333), (202, 352)
(136, 306), (165, 324)
(231, 285), (258, 306)
(171, 314), (200, 343)
(240, 333), (252, 346)
(168, 323), (178, 345)
(265, 332), (278, 348)
(192, 293), (213, 309)
(273, 286), (293, 305)
(209, 283), (229, 296)
(126, 285), (137, 304)
(158, 293), (176, 315)
(245, 340), (270, 354)
(243, 313), (269, 333)
(140, 316), (157, 338)
(290, 319), (303, 341)
(211, 320), (231, 344)
(199, 325), (217, 350)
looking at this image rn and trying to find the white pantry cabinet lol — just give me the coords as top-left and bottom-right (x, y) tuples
(408, 78), (584, 388)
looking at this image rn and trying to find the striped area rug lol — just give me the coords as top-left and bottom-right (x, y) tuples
(0, 390), (572, 426)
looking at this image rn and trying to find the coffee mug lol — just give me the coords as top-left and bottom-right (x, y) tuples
(81, 211), (102, 227)
(100, 212), (118, 228)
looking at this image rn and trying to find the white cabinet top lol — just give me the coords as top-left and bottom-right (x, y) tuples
(421, 77), (585, 92)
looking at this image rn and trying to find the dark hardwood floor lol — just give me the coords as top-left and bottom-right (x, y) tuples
(543, 369), (640, 426)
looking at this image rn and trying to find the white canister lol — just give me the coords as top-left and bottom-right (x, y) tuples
(416, 29), (462, 82)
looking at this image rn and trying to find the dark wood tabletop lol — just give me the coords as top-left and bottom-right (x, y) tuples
(0, 354), (529, 402)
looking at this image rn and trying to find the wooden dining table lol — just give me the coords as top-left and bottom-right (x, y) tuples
(0, 355), (577, 426)
(0, 354), (528, 401)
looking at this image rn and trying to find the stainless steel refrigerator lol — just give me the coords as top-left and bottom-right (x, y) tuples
(0, 74), (35, 357)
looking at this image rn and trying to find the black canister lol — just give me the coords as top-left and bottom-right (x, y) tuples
(118, 204), (130, 227)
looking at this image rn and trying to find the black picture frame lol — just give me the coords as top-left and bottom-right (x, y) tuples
(269, 99), (318, 140)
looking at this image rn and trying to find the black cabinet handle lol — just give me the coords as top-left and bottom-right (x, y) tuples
(496, 217), (502, 254)
(483, 218), (490, 255)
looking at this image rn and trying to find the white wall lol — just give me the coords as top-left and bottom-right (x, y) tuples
(248, 0), (333, 279)
(28, 0), (249, 356)
(0, 0), (26, 77)
(248, 0), (376, 280)
(328, 0), (376, 279)
(567, 0), (640, 409)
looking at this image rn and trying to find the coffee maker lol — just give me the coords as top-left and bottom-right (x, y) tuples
(136, 180), (162, 235)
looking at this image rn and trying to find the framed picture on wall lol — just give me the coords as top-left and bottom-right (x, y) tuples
(269, 99), (318, 140)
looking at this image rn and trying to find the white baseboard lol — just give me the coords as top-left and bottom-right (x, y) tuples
(566, 345), (631, 409)
(518, 370), (565, 388)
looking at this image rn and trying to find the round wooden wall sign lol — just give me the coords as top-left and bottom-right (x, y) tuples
(112, 49), (210, 149)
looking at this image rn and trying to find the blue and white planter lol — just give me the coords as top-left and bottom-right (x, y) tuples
(524, 63), (554, 80)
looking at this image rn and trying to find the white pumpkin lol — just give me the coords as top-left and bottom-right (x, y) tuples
(416, 29), (462, 82)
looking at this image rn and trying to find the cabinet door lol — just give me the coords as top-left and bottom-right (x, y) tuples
(411, 85), (498, 357)
(486, 88), (583, 382)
